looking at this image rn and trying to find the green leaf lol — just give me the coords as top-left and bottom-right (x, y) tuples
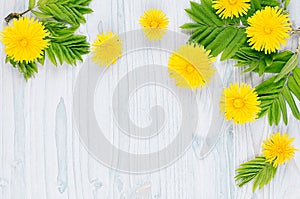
(201, 28), (223, 46)
(258, 60), (266, 76)
(235, 156), (277, 192)
(36, 0), (93, 26)
(278, 94), (288, 125)
(265, 55), (273, 66)
(196, 1), (223, 26)
(273, 50), (294, 61)
(268, 102), (274, 124)
(274, 54), (298, 82)
(6, 58), (39, 80)
(31, 10), (53, 18)
(37, 0), (55, 6)
(5, 56), (10, 63)
(236, 47), (261, 60)
(206, 27), (238, 56)
(189, 27), (206, 40)
(288, 76), (300, 101)
(273, 100), (281, 125)
(180, 23), (203, 30)
(256, 76), (279, 93)
(191, 27), (214, 43)
(243, 0), (261, 19)
(292, 67), (300, 85)
(43, 21), (90, 66)
(285, 0), (291, 9)
(255, 73), (300, 125)
(261, 0), (280, 7)
(251, 0), (262, 10)
(264, 61), (288, 73)
(37, 52), (45, 65)
(234, 50), (295, 76)
(220, 29), (247, 61)
(29, 0), (36, 9)
(185, 8), (205, 25)
(282, 86), (300, 120)
(46, 46), (57, 66)
(182, 0), (245, 58)
(233, 48), (269, 74)
(252, 163), (277, 192)
(243, 62), (258, 73)
(190, 2), (211, 23)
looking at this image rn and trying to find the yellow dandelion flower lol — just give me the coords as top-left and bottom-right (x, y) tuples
(246, 6), (292, 54)
(139, 9), (169, 40)
(220, 83), (261, 124)
(263, 132), (297, 167)
(168, 43), (215, 90)
(0, 17), (49, 63)
(91, 32), (123, 67)
(212, 0), (250, 19)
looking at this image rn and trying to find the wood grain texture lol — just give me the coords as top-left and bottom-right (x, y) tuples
(0, 0), (299, 199)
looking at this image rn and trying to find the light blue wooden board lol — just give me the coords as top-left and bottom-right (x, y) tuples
(0, 0), (300, 199)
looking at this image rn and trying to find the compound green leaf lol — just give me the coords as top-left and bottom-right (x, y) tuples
(183, 0), (244, 58)
(235, 156), (277, 192)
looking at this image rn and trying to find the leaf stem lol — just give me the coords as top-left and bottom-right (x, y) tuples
(236, 24), (247, 28)
(297, 36), (300, 53)
(20, 8), (32, 16)
(290, 28), (300, 36)
(4, 8), (33, 23)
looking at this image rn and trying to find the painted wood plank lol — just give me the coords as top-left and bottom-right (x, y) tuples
(0, 0), (299, 199)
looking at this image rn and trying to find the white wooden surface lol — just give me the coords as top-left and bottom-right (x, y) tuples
(1, 0), (300, 198)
